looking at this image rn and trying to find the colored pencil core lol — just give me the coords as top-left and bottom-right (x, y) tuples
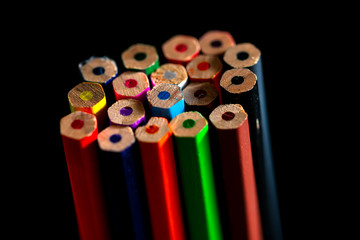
(182, 119), (196, 128)
(120, 106), (133, 116)
(80, 91), (93, 101)
(197, 62), (210, 71)
(134, 52), (147, 61)
(71, 119), (84, 129)
(210, 40), (222, 47)
(158, 91), (171, 100)
(175, 44), (188, 52)
(231, 76), (245, 85)
(145, 125), (159, 134)
(124, 79), (138, 88)
(236, 51), (249, 60)
(222, 111), (235, 121)
(92, 66), (105, 75)
(194, 89), (207, 99)
(164, 71), (177, 80)
(109, 134), (122, 143)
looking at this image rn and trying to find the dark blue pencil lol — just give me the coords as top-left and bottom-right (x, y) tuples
(97, 125), (151, 240)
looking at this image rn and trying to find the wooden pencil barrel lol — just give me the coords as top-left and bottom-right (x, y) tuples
(97, 125), (151, 240)
(60, 111), (110, 240)
(209, 104), (263, 240)
(135, 117), (185, 240)
(224, 43), (282, 240)
(170, 111), (223, 240)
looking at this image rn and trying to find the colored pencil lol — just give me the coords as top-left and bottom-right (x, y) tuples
(182, 82), (219, 118)
(107, 98), (146, 129)
(147, 83), (184, 121)
(150, 63), (188, 89)
(67, 82), (108, 130)
(79, 56), (118, 104)
(135, 117), (186, 240)
(97, 125), (151, 240)
(186, 54), (223, 101)
(169, 111), (223, 240)
(220, 68), (257, 104)
(60, 111), (110, 240)
(224, 43), (283, 240)
(209, 104), (263, 240)
(199, 30), (235, 56)
(112, 71), (150, 102)
(121, 43), (159, 75)
(162, 34), (200, 65)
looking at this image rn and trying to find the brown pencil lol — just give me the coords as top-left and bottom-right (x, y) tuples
(182, 82), (219, 118)
(60, 111), (110, 240)
(209, 104), (263, 240)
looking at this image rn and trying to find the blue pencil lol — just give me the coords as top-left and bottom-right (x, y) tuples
(97, 125), (151, 240)
(147, 83), (185, 121)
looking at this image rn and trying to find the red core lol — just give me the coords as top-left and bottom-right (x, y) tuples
(145, 125), (159, 134)
(197, 61), (210, 71)
(175, 44), (187, 52)
(125, 79), (138, 88)
(71, 119), (84, 129)
(222, 112), (235, 121)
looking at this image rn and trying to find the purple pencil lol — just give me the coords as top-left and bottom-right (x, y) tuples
(108, 99), (146, 130)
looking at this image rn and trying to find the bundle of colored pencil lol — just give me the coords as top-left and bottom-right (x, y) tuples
(60, 30), (282, 240)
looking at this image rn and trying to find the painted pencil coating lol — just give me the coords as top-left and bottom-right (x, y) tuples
(210, 104), (263, 240)
(170, 111), (223, 240)
(61, 111), (110, 240)
(97, 126), (151, 240)
(135, 117), (185, 240)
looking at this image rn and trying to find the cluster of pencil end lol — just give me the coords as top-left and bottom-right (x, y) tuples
(60, 30), (281, 240)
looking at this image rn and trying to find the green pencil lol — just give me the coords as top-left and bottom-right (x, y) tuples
(169, 111), (223, 240)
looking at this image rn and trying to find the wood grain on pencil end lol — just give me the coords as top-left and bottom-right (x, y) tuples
(150, 63), (188, 89)
(108, 98), (145, 127)
(97, 125), (135, 152)
(121, 43), (159, 73)
(183, 82), (218, 107)
(112, 71), (150, 100)
(186, 54), (223, 81)
(199, 30), (235, 56)
(60, 111), (97, 140)
(209, 104), (247, 130)
(220, 68), (257, 94)
(79, 56), (118, 84)
(147, 83), (183, 109)
(169, 111), (207, 138)
(68, 82), (106, 114)
(223, 43), (261, 68)
(135, 117), (171, 143)
(162, 35), (200, 64)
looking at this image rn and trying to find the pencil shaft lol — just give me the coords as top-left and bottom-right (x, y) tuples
(174, 125), (223, 240)
(62, 135), (110, 240)
(217, 120), (263, 240)
(99, 145), (150, 240)
(138, 137), (185, 240)
(249, 59), (282, 240)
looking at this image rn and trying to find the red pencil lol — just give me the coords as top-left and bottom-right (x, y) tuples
(209, 104), (263, 240)
(135, 117), (185, 240)
(60, 111), (110, 240)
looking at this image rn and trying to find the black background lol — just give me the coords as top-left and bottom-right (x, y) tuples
(37, 7), (347, 240)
